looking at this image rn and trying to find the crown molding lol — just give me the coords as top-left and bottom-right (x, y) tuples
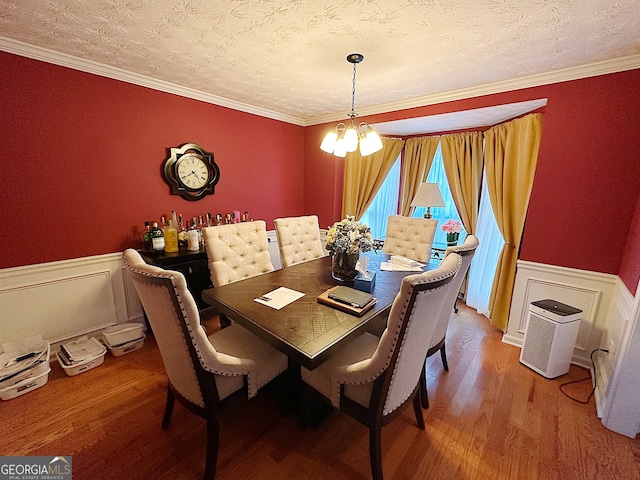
(305, 54), (640, 126)
(2, 36), (638, 128)
(0, 36), (305, 126)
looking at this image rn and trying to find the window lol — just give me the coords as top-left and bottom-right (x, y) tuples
(410, 144), (465, 247)
(359, 154), (401, 239)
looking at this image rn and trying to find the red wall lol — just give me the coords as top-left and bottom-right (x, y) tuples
(0, 52), (305, 268)
(304, 69), (640, 291)
(3, 52), (639, 292)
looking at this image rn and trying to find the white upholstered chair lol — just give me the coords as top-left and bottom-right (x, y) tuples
(122, 249), (287, 480)
(203, 221), (274, 287)
(301, 253), (461, 480)
(382, 215), (437, 263)
(274, 215), (325, 268)
(420, 234), (479, 409)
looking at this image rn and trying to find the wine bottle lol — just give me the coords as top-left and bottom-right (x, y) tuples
(177, 213), (187, 249)
(164, 220), (179, 253)
(150, 222), (165, 252)
(142, 221), (152, 250)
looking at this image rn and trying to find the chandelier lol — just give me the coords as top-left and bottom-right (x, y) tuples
(320, 53), (383, 157)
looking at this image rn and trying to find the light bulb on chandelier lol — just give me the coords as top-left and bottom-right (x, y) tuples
(320, 54), (383, 157)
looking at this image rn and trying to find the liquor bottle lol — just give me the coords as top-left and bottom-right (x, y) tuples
(216, 213), (223, 225)
(206, 212), (213, 227)
(198, 215), (206, 246)
(141, 221), (151, 250)
(187, 217), (200, 251)
(164, 220), (179, 253)
(171, 210), (178, 232)
(160, 215), (167, 231)
(150, 222), (165, 252)
(177, 213), (187, 249)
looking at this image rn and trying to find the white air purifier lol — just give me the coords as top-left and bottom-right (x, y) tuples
(519, 299), (582, 379)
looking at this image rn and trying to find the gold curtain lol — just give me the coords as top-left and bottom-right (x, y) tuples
(440, 132), (484, 234)
(399, 136), (441, 216)
(484, 113), (543, 331)
(341, 138), (405, 220)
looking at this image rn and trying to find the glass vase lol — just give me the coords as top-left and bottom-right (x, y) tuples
(331, 251), (360, 282)
(446, 232), (460, 246)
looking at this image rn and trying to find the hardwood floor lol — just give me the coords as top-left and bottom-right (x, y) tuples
(2, 305), (638, 480)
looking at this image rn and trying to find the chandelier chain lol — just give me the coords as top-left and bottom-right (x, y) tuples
(350, 61), (357, 119)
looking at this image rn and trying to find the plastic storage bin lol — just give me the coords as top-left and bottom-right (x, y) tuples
(58, 337), (107, 376)
(104, 333), (145, 357)
(0, 367), (51, 400)
(57, 351), (105, 376)
(0, 340), (51, 400)
(103, 323), (144, 346)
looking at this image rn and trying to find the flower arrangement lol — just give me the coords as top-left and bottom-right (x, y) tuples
(441, 219), (462, 246)
(441, 220), (462, 234)
(325, 215), (374, 255)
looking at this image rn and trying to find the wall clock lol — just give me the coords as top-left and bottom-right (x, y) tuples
(163, 143), (220, 201)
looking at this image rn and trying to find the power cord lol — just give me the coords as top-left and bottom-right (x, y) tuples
(559, 348), (609, 404)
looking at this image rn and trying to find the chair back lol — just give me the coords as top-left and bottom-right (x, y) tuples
(203, 221), (274, 286)
(123, 249), (265, 407)
(430, 234), (480, 345)
(274, 215), (325, 267)
(371, 253), (461, 416)
(382, 215), (437, 263)
(123, 249), (216, 408)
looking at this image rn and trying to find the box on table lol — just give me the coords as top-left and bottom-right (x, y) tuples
(353, 271), (376, 293)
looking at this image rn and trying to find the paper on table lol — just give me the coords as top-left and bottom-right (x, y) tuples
(389, 255), (425, 268)
(380, 262), (424, 272)
(254, 287), (305, 310)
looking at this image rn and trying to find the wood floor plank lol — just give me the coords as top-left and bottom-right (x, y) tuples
(1, 306), (638, 479)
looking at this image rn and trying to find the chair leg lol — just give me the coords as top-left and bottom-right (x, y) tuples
(453, 299), (458, 313)
(369, 423), (384, 480)
(420, 366), (429, 409)
(413, 392), (425, 430)
(219, 313), (231, 329)
(440, 344), (449, 372)
(203, 418), (220, 480)
(161, 386), (175, 429)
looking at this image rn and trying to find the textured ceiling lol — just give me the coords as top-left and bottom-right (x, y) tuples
(1, 0), (639, 125)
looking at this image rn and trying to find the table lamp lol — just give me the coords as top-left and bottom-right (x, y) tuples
(410, 183), (445, 219)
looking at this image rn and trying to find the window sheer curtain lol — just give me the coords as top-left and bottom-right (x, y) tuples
(466, 174), (504, 316)
(359, 157), (401, 239)
(440, 131), (484, 234)
(484, 113), (543, 331)
(400, 136), (441, 216)
(342, 138), (405, 220)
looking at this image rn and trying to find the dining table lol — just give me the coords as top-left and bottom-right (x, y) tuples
(201, 251), (435, 371)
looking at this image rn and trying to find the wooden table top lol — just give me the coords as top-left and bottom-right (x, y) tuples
(202, 252), (433, 370)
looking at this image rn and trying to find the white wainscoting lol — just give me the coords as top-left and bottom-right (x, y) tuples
(0, 229), (306, 351)
(505, 260), (638, 432)
(0, 253), (142, 351)
(504, 260), (618, 369)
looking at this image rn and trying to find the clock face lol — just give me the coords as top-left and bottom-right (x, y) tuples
(163, 143), (220, 201)
(176, 154), (210, 190)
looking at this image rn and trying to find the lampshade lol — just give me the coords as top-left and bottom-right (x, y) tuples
(410, 183), (445, 219)
(320, 54), (383, 158)
(411, 183), (445, 208)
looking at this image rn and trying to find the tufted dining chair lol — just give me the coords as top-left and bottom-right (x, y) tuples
(301, 253), (461, 480)
(203, 221), (275, 287)
(274, 215), (325, 268)
(419, 234), (479, 409)
(382, 215), (438, 264)
(203, 221), (275, 328)
(123, 249), (287, 480)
